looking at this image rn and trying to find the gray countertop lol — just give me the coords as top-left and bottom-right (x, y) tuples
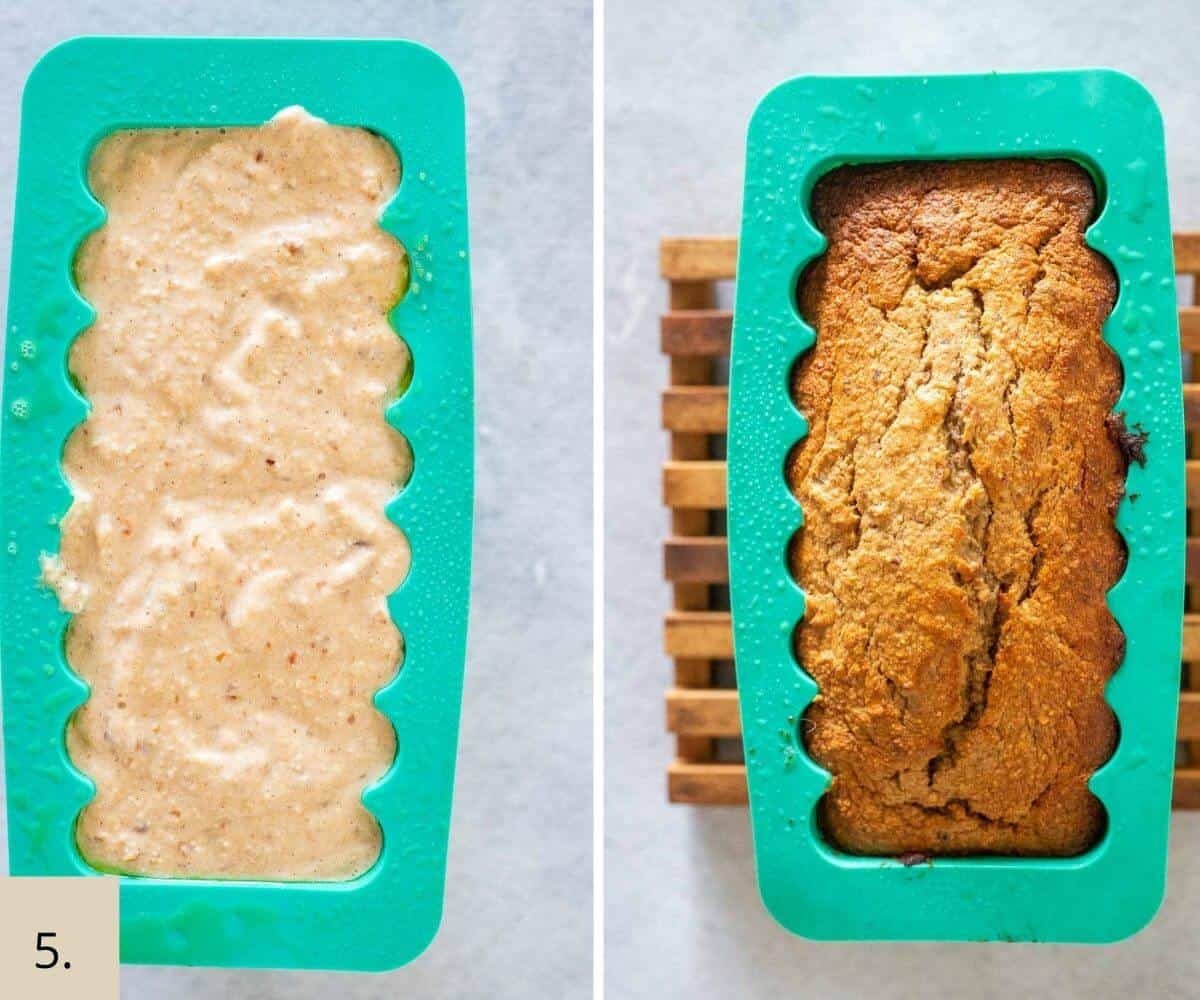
(0, 2), (593, 997)
(605, 0), (1200, 996)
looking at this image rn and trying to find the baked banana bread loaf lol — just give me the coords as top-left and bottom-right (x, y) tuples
(789, 160), (1124, 857)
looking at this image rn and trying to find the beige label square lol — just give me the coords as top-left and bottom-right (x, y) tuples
(0, 877), (118, 998)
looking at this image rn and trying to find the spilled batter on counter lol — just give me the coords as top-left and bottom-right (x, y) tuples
(46, 107), (411, 880)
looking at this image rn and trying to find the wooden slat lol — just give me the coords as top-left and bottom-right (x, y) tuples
(1179, 692), (1200, 740)
(661, 234), (1199, 279)
(667, 451), (1200, 511)
(1185, 614), (1200, 661)
(668, 761), (748, 805)
(666, 688), (740, 737)
(661, 305), (1200, 365)
(661, 386), (1199, 464)
(662, 653), (1200, 734)
(661, 305), (1200, 358)
(1189, 538), (1200, 585)
(661, 310), (733, 356)
(677, 757), (1149, 808)
(1186, 385), (1200, 430)
(1176, 233), (1200, 274)
(1174, 769), (1200, 809)
(1181, 307), (1200, 352)
(662, 386), (728, 432)
(663, 460), (727, 509)
(666, 636), (1200, 726)
(660, 237), (738, 282)
(665, 610), (733, 658)
(674, 767), (1200, 810)
(673, 754), (1200, 807)
(664, 537), (728, 583)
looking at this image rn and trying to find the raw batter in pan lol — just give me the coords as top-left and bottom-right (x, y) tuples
(44, 107), (410, 881)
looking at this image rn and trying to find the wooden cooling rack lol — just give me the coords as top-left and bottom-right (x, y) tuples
(660, 233), (1200, 808)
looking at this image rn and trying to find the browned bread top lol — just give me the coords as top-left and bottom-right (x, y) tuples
(790, 160), (1123, 856)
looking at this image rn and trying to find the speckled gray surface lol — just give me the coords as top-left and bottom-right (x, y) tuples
(0, 2), (592, 997)
(605, 0), (1200, 997)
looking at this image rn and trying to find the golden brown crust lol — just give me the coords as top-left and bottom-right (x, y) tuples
(789, 160), (1123, 857)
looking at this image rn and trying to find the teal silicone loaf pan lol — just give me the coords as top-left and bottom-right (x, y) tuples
(0, 38), (474, 970)
(727, 71), (1183, 942)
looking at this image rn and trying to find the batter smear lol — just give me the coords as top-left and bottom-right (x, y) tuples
(47, 108), (410, 880)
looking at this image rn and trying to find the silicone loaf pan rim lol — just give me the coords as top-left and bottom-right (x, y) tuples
(0, 36), (474, 970)
(727, 69), (1183, 943)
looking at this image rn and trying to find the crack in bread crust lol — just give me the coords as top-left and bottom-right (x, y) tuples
(789, 160), (1124, 857)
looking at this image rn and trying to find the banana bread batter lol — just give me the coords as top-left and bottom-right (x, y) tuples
(46, 107), (410, 880)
